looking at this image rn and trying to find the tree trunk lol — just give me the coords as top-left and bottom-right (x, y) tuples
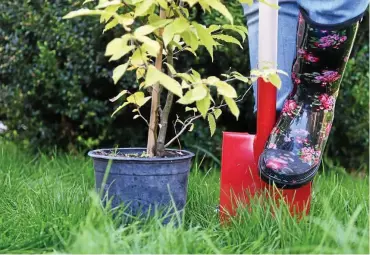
(156, 47), (174, 156)
(146, 8), (166, 157)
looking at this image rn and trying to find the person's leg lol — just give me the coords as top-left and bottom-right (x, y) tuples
(258, 0), (368, 188)
(243, 0), (299, 112)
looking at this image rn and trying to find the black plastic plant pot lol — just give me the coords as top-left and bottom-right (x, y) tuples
(88, 148), (194, 223)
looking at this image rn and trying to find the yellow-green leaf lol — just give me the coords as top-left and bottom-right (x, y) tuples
(177, 85), (207, 104)
(208, 0), (233, 24)
(213, 108), (222, 119)
(135, 35), (160, 56)
(224, 97), (239, 119)
(100, 5), (121, 23)
(189, 123), (195, 132)
(131, 48), (147, 66)
(134, 19), (172, 36)
(111, 102), (129, 117)
(193, 22), (215, 61)
(181, 30), (199, 51)
(96, 0), (122, 9)
(83, 0), (94, 5)
(112, 62), (129, 84)
(212, 34), (242, 48)
(268, 73), (282, 89)
(63, 9), (104, 19)
(136, 68), (145, 80)
(222, 24), (247, 41)
(164, 63), (177, 75)
(185, 107), (198, 112)
(145, 65), (160, 86)
(103, 18), (119, 33)
(238, 0), (253, 5)
(156, 0), (169, 9)
(206, 76), (220, 85)
(109, 90), (128, 102)
(215, 81), (237, 98)
(157, 72), (182, 97)
(135, 0), (154, 17)
(196, 95), (211, 118)
(207, 113), (216, 136)
(145, 66), (182, 97)
(126, 92), (151, 107)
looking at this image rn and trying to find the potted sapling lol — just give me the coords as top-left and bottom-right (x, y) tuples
(63, 0), (262, 220)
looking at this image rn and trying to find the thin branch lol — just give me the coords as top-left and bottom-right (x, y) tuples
(164, 84), (253, 148)
(165, 115), (202, 148)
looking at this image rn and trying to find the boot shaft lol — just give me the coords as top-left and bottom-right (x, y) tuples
(292, 12), (360, 108)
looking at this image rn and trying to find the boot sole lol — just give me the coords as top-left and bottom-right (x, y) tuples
(258, 155), (319, 189)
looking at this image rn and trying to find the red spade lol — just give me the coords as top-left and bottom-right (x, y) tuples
(219, 1), (311, 222)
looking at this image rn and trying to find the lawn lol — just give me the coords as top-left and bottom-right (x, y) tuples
(0, 141), (368, 254)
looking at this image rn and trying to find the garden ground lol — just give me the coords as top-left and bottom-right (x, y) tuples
(0, 140), (368, 254)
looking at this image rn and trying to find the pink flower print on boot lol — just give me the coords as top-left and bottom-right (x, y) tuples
(268, 143), (277, 149)
(266, 157), (288, 171)
(299, 147), (320, 166)
(315, 71), (341, 86)
(282, 100), (299, 117)
(298, 48), (319, 63)
(318, 94), (335, 111)
(292, 72), (301, 85)
(314, 33), (347, 48)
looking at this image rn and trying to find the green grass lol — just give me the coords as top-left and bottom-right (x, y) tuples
(0, 141), (368, 254)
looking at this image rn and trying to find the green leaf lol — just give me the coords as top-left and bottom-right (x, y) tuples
(268, 73), (282, 89)
(208, 0), (233, 24)
(109, 90), (128, 102)
(63, 9), (104, 19)
(207, 114), (216, 136)
(196, 95), (211, 118)
(213, 109), (222, 119)
(112, 62), (129, 84)
(215, 81), (237, 98)
(212, 34), (242, 48)
(224, 97), (239, 119)
(193, 22), (216, 61)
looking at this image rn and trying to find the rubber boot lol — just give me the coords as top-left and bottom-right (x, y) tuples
(258, 10), (363, 189)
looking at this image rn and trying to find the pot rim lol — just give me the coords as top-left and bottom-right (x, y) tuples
(88, 147), (195, 161)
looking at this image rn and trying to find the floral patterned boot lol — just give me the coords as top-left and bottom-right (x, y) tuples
(258, 10), (363, 188)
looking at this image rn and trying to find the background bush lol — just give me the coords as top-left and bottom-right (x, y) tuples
(0, 0), (368, 171)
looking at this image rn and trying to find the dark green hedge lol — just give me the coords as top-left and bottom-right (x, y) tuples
(0, 1), (368, 171)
